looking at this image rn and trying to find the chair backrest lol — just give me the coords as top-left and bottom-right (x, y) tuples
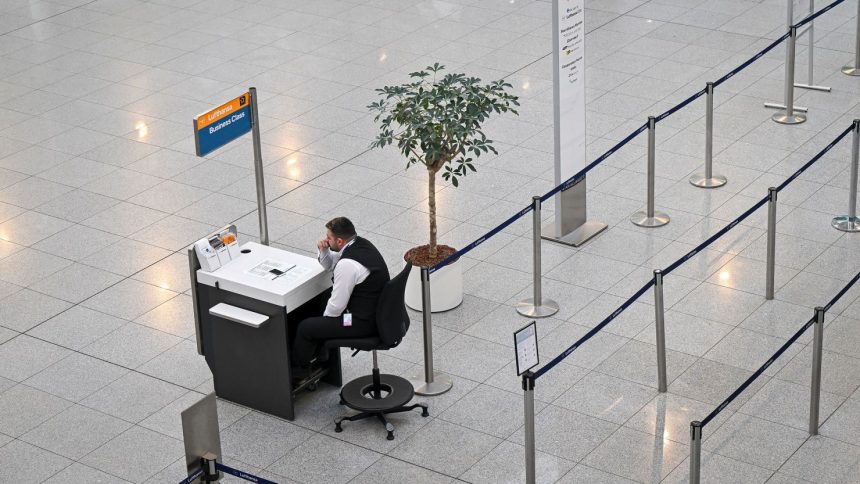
(374, 262), (411, 347)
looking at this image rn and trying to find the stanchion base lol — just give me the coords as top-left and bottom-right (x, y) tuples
(689, 173), (727, 188)
(540, 220), (607, 247)
(631, 211), (670, 228)
(409, 373), (453, 396)
(764, 102), (808, 113)
(843, 64), (860, 76)
(772, 112), (807, 125)
(795, 83), (831, 92)
(832, 216), (860, 232)
(516, 298), (559, 318)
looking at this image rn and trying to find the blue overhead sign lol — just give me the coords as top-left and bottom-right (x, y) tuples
(193, 92), (252, 157)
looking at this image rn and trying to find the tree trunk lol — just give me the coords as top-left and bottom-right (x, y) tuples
(428, 168), (437, 259)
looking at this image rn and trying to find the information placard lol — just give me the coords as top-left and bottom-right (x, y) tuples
(514, 321), (539, 376)
(193, 92), (252, 157)
(554, 0), (586, 180)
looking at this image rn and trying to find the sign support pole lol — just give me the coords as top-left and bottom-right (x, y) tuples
(542, 0), (606, 247)
(523, 372), (536, 484)
(248, 87), (269, 246)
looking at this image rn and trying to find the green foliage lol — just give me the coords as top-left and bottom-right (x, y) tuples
(368, 63), (520, 186)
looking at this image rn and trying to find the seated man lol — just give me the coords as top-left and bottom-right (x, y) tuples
(292, 217), (390, 376)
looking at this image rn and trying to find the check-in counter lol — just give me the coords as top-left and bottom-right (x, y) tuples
(190, 237), (341, 421)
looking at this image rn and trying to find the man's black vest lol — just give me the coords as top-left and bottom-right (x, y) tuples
(338, 236), (390, 322)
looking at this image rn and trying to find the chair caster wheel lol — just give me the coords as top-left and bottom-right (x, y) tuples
(386, 431), (394, 441)
(334, 423), (343, 433)
(421, 409), (429, 417)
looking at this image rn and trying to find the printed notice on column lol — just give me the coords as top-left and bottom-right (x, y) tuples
(554, 0), (586, 179)
(515, 322), (539, 375)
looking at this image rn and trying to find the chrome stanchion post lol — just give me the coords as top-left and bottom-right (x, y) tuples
(654, 269), (668, 393)
(833, 120), (860, 231)
(809, 306), (825, 435)
(766, 187), (778, 300)
(843, 0), (860, 76)
(691, 82), (727, 188)
(523, 372), (536, 484)
(690, 421), (702, 484)
(517, 197), (559, 318)
(248, 87), (270, 245)
(201, 453), (219, 482)
(412, 267), (453, 396)
(631, 116), (670, 227)
(773, 26), (807, 125)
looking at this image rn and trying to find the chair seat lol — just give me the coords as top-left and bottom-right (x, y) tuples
(340, 374), (415, 412)
(323, 337), (390, 352)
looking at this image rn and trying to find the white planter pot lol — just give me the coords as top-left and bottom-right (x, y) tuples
(404, 258), (463, 312)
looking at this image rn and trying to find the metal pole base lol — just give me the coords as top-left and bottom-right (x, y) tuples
(516, 298), (559, 318)
(764, 102), (809, 113)
(689, 173), (727, 188)
(410, 373), (453, 396)
(832, 215), (860, 232)
(631, 211), (670, 228)
(843, 64), (860, 76)
(772, 112), (807, 125)
(540, 220), (607, 247)
(795, 83), (831, 92)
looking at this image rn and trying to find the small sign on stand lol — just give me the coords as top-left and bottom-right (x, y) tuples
(181, 393), (221, 484)
(514, 321), (539, 376)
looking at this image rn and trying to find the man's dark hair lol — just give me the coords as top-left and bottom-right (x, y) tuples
(326, 217), (356, 239)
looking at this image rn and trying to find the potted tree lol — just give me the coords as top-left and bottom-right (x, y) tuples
(369, 63), (519, 311)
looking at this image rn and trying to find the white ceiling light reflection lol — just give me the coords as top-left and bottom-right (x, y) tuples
(135, 121), (149, 140)
(379, 52), (388, 63)
(719, 271), (731, 282)
(285, 157), (301, 179)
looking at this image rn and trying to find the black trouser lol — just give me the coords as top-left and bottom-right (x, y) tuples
(292, 314), (376, 366)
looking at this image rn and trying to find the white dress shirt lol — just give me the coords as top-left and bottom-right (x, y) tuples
(318, 238), (370, 317)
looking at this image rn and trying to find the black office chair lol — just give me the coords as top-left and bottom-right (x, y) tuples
(322, 262), (429, 440)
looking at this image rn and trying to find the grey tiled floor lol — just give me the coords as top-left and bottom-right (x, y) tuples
(0, 0), (859, 483)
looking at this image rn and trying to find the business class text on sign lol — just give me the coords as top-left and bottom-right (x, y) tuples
(194, 92), (252, 157)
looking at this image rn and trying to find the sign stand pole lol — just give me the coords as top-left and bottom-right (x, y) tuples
(542, 0), (606, 247)
(248, 87), (269, 246)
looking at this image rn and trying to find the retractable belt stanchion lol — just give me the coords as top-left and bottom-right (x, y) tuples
(689, 421), (702, 484)
(631, 116), (670, 227)
(517, 196), (559, 318)
(523, 372), (536, 484)
(412, 267), (453, 396)
(843, 0), (860, 76)
(809, 306), (826, 435)
(833, 120), (860, 231)
(690, 82), (727, 188)
(653, 269), (668, 393)
(766, 187), (778, 300)
(772, 26), (808, 124)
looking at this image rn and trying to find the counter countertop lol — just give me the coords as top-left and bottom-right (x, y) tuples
(197, 242), (331, 308)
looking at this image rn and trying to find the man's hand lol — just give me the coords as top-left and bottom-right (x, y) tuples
(317, 239), (330, 252)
